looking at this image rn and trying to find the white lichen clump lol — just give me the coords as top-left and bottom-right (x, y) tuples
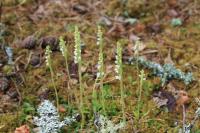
(34, 100), (76, 133)
(94, 114), (125, 133)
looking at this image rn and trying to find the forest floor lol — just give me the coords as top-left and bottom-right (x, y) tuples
(0, 0), (200, 132)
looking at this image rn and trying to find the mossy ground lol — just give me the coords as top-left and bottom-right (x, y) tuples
(0, 0), (200, 132)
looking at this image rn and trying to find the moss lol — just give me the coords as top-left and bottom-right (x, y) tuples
(0, 113), (19, 132)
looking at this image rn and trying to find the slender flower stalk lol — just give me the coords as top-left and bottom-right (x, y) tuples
(96, 25), (106, 115)
(134, 39), (141, 75)
(137, 69), (146, 120)
(59, 36), (72, 105)
(115, 42), (125, 123)
(59, 36), (71, 81)
(45, 45), (59, 110)
(74, 26), (84, 129)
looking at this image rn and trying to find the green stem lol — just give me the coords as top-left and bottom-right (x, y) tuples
(50, 67), (59, 110)
(78, 60), (84, 130)
(137, 73), (143, 120)
(120, 66), (125, 123)
(92, 78), (98, 113)
(64, 47), (71, 81)
(100, 77), (106, 115)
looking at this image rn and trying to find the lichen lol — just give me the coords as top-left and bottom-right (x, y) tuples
(94, 114), (125, 133)
(126, 57), (193, 85)
(34, 100), (77, 133)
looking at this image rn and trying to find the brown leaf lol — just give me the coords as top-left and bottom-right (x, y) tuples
(14, 125), (30, 133)
(164, 48), (174, 65)
(59, 105), (66, 113)
(134, 23), (145, 33)
(153, 90), (176, 111)
(167, 0), (177, 7)
(107, 23), (126, 37)
(175, 90), (189, 107)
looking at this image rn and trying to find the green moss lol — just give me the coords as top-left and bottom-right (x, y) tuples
(0, 113), (19, 132)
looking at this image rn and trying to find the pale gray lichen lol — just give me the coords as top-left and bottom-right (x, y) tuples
(34, 100), (76, 133)
(126, 57), (193, 85)
(94, 113), (125, 133)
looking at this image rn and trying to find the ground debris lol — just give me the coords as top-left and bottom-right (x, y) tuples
(153, 90), (176, 111)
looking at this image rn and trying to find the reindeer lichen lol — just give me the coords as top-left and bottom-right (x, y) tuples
(34, 100), (77, 133)
(126, 57), (193, 85)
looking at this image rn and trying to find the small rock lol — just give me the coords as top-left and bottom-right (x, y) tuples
(22, 35), (37, 49)
(98, 16), (112, 26)
(73, 4), (88, 14)
(125, 18), (137, 25)
(167, 9), (179, 17)
(0, 77), (9, 92)
(147, 23), (162, 33)
(39, 36), (59, 51)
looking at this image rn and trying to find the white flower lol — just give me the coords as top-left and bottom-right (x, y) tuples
(139, 69), (146, 81)
(96, 25), (104, 79)
(115, 42), (122, 80)
(74, 26), (81, 64)
(59, 36), (67, 57)
(45, 45), (52, 67)
(97, 26), (102, 46)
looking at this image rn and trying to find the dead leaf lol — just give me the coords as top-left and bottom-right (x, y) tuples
(107, 23), (126, 37)
(175, 90), (189, 108)
(59, 105), (66, 113)
(134, 23), (145, 33)
(14, 125), (30, 133)
(167, 0), (177, 7)
(164, 48), (174, 65)
(153, 90), (176, 111)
